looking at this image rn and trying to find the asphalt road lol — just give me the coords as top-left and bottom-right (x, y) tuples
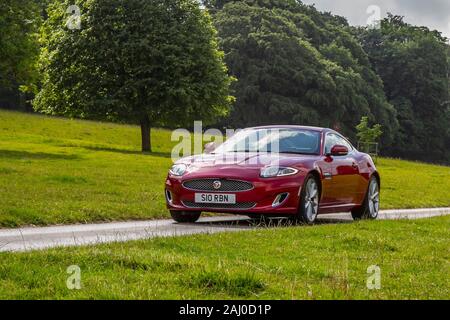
(0, 207), (448, 252)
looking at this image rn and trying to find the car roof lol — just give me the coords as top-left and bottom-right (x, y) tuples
(245, 125), (331, 133)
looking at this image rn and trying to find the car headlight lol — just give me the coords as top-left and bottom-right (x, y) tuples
(260, 166), (298, 178)
(169, 164), (187, 176)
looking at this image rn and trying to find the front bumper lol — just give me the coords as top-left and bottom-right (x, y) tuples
(165, 175), (305, 215)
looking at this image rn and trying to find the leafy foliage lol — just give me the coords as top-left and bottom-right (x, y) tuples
(0, 0), (41, 91)
(34, 0), (234, 151)
(356, 116), (382, 144)
(0, 0), (44, 113)
(209, 0), (398, 146)
(355, 14), (450, 163)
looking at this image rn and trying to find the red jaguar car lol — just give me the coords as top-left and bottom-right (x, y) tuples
(165, 126), (380, 224)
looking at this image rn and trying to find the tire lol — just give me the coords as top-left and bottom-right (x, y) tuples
(351, 176), (380, 220)
(294, 174), (320, 224)
(170, 210), (201, 223)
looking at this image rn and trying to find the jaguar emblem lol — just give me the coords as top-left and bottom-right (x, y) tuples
(213, 180), (222, 190)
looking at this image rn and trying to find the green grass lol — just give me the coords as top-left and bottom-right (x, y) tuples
(377, 157), (450, 209)
(0, 216), (448, 299)
(0, 110), (176, 227)
(0, 109), (449, 228)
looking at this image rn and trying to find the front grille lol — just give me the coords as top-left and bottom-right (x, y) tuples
(182, 179), (253, 192)
(182, 201), (256, 210)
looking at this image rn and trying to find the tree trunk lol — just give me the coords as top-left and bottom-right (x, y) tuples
(140, 115), (151, 152)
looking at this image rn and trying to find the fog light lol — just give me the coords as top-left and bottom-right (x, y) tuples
(272, 193), (289, 207)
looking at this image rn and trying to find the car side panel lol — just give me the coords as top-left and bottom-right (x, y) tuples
(353, 152), (377, 205)
(315, 157), (335, 206)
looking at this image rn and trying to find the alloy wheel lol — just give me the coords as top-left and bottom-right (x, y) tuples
(304, 178), (319, 221)
(368, 179), (380, 218)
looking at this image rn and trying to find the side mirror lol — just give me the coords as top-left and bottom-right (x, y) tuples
(204, 142), (217, 154)
(329, 145), (349, 156)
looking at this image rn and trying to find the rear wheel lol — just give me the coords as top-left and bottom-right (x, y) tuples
(351, 176), (379, 220)
(170, 210), (201, 223)
(295, 174), (320, 224)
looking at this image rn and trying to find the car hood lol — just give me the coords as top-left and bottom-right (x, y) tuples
(175, 152), (315, 179)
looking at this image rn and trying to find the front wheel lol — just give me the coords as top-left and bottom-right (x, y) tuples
(352, 176), (380, 220)
(294, 174), (320, 224)
(170, 210), (201, 223)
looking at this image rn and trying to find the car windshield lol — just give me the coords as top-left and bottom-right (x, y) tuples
(213, 128), (321, 155)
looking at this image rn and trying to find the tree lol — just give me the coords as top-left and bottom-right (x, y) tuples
(356, 116), (382, 144)
(355, 14), (450, 164)
(34, 0), (234, 152)
(208, 0), (397, 146)
(0, 0), (42, 110)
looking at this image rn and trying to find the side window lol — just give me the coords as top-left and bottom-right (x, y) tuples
(324, 133), (353, 154)
(336, 135), (353, 152)
(324, 133), (339, 154)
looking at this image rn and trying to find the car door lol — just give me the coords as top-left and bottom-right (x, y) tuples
(324, 133), (360, 206)
(317, 156), (335, 206)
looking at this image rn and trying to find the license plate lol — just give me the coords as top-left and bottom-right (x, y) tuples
(195, 193), (236, 204)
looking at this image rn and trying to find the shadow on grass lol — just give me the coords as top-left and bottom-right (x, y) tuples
(82, 146), (172, 158)
(0, 149), (81, 160)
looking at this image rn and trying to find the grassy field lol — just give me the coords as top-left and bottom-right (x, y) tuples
(0, 109), (449, 228)
(0, 216), (448, 299)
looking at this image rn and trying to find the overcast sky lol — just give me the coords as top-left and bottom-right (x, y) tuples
(301, 0), (450, 39)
